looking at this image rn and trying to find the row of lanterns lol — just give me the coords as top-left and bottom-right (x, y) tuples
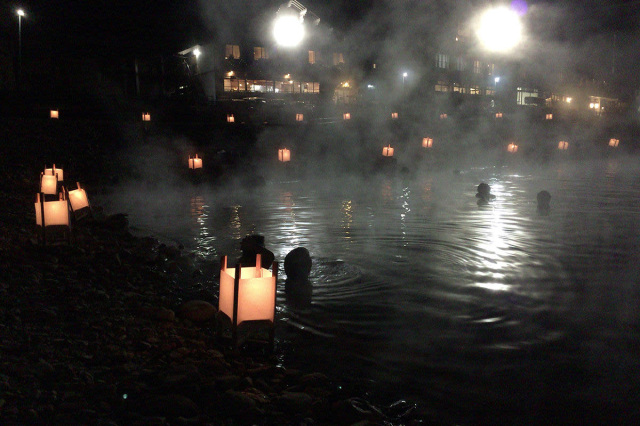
(35, 164), (91, 245)
(507, 138), (621, 153)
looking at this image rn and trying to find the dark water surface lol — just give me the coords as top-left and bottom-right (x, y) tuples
(101, 157), (640, 424)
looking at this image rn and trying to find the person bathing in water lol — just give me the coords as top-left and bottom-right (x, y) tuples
(284, 247), (313, 307)
(476, 182), (496, 205)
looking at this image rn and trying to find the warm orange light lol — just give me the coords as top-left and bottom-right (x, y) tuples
(507, 143), (518, 153)
(68, 182), (90, 213)
(343, 112), (351, 120)
(296, 113), (304, 122)
(189, 154), (203, 169)
(142, 112), (151, 122)
(422, 137), (433, 148)
(50, 110), (59, 119)
(609, 138), (619, 147)
(440, 113), (448, 119)
(495, 112), (503, 118)
(44, 164), (63, 182)
(546, 113), (553, 120)
(558, 141), (569, 150)
(382, 145), (394, 157)
(227, 114), (235, 123)
(278, 148), (291, 162)
(219, 255), (277, 325)
(391, 112), (398, 119)
(35, 193), (69, 227)
(40, 173), (58, 195)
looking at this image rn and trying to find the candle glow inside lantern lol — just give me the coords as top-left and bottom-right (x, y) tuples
(558, 141), (569, 150)
(67, 182), (91, 219)
(343, 112), (351, 120)
(496, 112), (503, 118)
(44, 164), (63, 182)
(609, 138), (619, 147)
(35, 192), (70, 227)
(189, 154), (203, 169)
(507, 143), (518, 153)
(50, 109), (59, 119)
(422, 137), (433, 148)
(382, 145), (394, 157)
(440, 113), (448, 119)
(546, 114), (553, 120)
(391, 112), (398, 119)
(227, 114), (235, 123)
(296, 113), (304, 122)
(142, 112), (151, 122)
(278, 148), (291, 162)
(219, 255), (278, 346)
(40, 173), (58, 195)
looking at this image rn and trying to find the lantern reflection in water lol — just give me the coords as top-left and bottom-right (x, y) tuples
(50, 110), (59, 119)
(609, 138), (619, 147)
(218, 255), (278, 347)
(189, 154), (203, 169)
(558, 141), (569, 150)
(422, 137), (433, 148)
(507, 143), (518, 153)
(278, 148), (291, 162)
(382, 145), (394, 157)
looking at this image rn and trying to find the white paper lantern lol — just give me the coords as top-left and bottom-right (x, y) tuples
(382, 145), (394, 157)
(278, 148), (291, 162)
(189, 154), (203, 169)
(44, 164), (63, 182)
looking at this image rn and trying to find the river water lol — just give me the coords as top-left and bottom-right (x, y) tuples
(101, 156), (640, 424)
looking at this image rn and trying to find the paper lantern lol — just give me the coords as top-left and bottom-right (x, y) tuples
(343, 112), (351, 120)
(67, 182), (91, 219)
(35, 192), (69, 227)
(44, 164), (63, 182)
(507, 143), (518, 153)
(495, 112), (503, 118)
(546, 114), (553, 120)
(189, 154), (203, 169)
(440, 113), (448, 119)
(227, 114), (235, 123)
(296, 113), (304, 122)
(50, 109), (59, 119)
(558, 141), (569, 150)
(609, 138), (619, 147)
(278, 148), (291, 162)
(422, 137), (433, 148)
(40, 173), (58, 195)
(142, 112), (151, 122)
(219, 255), (278, 346)
(391, 112), (398, 119)
(382, 145), (394, 157)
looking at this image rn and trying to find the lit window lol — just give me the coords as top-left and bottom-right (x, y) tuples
(308, 50), (316, 64)
(254, 47), (268, 60)
(436, 53), (449, 69)
(473, 60), (481, 74)
(470, 86), (481, 95)
(435, 81), (450, 92)
(225, 44), (240, 59)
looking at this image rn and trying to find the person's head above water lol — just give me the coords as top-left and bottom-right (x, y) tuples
(284, 247), (312, 281)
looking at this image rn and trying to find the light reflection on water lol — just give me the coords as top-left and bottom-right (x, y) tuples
(103, 159), (640, 423)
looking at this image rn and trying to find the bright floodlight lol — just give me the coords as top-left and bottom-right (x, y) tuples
(17, 9), (25, 17)
(273, 14), (305, 47)
(193, 48), (201, 58)
(477, 6), (522, 52)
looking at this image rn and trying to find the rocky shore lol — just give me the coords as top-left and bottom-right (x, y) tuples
(0, 121), (426, 425)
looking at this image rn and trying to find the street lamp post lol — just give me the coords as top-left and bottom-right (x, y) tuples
(16, 9), (25, 90)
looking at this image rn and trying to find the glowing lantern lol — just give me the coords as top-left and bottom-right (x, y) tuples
(495, 112), (503, 118)
(278, 148), (291, 162)
(35, 192), (70, 245)
(343, 112), (351, 120)
(189, 154), (203, 169)
(219, 255), (278, 346)
(507, 143), (518, 153)
(227, 114), (235, 123)
(382, 145), (394, 157)
(40, 173), (58, 195)
(296, 113), (304, 122)
(50, 109), (59, 119)
(558, 141), (569, 150)
(440, 113), (448, 119)
(67, 182), (91, 219)
(142, 112), (151, 122)
(422, 137), (433, 148)
(391, 112), (398, 119)
(609, 138), (619, 147)
(44, 164), (63, 182)
(546, 114), (553, 120)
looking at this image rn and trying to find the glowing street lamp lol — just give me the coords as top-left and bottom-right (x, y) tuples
(273, 1), (318, 47)
(476, 6), (523, 52)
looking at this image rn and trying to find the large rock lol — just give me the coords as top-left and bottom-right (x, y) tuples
(177, 300), (217, 322)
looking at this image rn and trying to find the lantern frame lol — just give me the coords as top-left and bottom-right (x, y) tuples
(44, 164), (64, 183)
(218, 255), (278, 348)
